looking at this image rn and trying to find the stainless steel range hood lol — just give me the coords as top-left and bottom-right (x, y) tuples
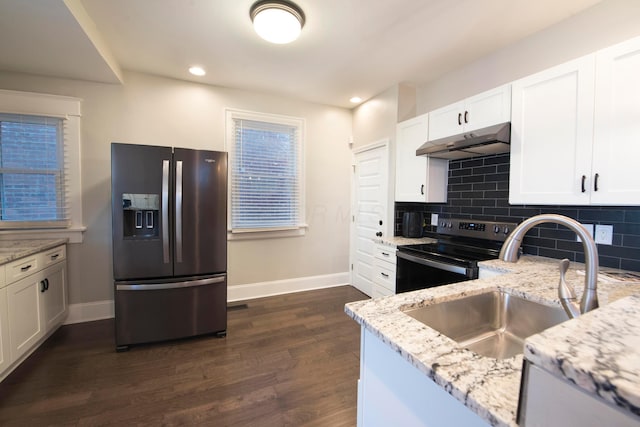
(416, 122), (511, 160)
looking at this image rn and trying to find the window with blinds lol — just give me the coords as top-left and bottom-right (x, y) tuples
(0, 113), (68, 228)
(227, 110), (304, 234)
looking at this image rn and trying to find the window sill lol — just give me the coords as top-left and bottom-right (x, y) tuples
(227, 225), (308, 240)
(0, 226), (86, 243)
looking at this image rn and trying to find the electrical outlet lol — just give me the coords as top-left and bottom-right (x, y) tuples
(595, 224), (613, 245)
(576, 223), (594, 242)
(431, 213), (439, 226)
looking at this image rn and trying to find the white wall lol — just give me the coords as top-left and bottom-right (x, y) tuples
(0, 70), (353, 304)
(417, 0), (640, 113)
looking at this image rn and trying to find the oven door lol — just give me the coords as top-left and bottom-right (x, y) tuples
(396, 251), (477, 293)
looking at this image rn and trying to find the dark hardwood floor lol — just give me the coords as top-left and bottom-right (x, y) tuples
(0, 285), (368, 426)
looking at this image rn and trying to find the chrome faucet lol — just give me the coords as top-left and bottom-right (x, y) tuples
(499, 214), (599, 318)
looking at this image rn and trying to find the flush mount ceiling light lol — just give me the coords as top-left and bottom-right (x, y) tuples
(350, 96), (363, 104)
(250, 0), (305, 44)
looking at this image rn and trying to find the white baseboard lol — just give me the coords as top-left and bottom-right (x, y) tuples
(63, 272), (350, 324)
(64, 300), (115, 324)
(227, 272), (350, 302)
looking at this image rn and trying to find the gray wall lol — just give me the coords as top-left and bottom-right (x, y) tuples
(416, 0), (640, 114)
(0, 70), (353, 304)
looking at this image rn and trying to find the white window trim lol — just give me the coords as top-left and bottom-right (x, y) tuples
(225, 108), (306, 240)
(0, 89), (85, 243)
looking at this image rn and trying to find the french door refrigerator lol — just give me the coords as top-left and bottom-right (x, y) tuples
(111, 143), (227, 351)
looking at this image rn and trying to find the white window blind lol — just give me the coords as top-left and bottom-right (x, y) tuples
(0, 113), (69, 228)
(228, 110), (304, 233)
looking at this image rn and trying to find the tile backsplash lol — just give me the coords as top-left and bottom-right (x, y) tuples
(395, 153), (640, 271)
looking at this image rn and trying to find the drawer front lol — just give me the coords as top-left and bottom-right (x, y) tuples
(39, 245), (66, 268)
(5, 255), (39, 284)
(372, 259), (396, 292)
(374, 245), (397, 264)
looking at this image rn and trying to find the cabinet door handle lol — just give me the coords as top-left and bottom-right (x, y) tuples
(594, 173), (599, 192)
(20, 264), (32, 272)
(45, 278), (50, 291)
(381, 272), (389, 278)
(581, 175), (586, 193)
(40, 280), (46, 293)
(457, 113), (462, 126)
(464, 110), (469, 124)
(420, 184), (425, 195)
(375, 232), (383, 237)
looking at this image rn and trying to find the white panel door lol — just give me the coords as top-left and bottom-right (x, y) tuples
(352, 144), (389, 297)
(509, 56), (595, 205)
(591, 36), (640, 204)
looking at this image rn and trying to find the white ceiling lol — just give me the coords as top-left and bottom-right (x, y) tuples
(0, 0), (603, 108)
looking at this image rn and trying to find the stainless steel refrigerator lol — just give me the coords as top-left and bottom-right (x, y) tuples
(111, 143), (227, 351)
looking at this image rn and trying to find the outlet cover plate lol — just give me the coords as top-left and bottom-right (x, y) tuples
(595, 224), (613, 245)
(431, 213), (439, 226)
(577, 224), (594, 242)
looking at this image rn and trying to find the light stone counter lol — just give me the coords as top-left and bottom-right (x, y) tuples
(375, 236), (437, 247)
(0, 239), (68, 265)
(345, 255), (640, 426)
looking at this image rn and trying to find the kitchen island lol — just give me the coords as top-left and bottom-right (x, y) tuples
(345, 255), (640, 426)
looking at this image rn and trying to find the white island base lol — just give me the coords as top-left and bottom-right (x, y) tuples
(358, 328), (489, 427)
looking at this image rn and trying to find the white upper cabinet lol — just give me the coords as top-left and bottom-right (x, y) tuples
(428, 85), (511, 141)
(510, 56), (595, 205)
(395, 114), (448, 203)
(591, 36), (640, 204)
(510, 35), (640, 206)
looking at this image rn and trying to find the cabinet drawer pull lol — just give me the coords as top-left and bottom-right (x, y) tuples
(457, 113), (462, 126)
(381, 252), (389, 257)
(594, 173), (599, 192)
(381, 272), (389, 278)
(581, 175), (586, 193)
(51, 253), (60, 260)
(20, 264), (32, 272)
(464, 110), (469, 123)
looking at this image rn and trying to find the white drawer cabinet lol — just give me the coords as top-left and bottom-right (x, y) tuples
(1, 244), (67, 382)
(0, 266), (9, 375)
(428, 85), (511, 141)
(372, 244), (396, 297)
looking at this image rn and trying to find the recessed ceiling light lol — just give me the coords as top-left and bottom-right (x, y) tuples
(189, 66), (206, 76)
(350, 97), (363, 104)
(250, 1), (305, 44)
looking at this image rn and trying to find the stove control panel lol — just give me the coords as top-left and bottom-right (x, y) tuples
(437, 218), (518, 241)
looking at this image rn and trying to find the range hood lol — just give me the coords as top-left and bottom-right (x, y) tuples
(416, 122), (511, 160)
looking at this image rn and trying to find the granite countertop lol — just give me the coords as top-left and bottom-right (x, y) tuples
(345, 255), (640, 426)
(375, 236), (437, 247)
(0, 239), (68, 265)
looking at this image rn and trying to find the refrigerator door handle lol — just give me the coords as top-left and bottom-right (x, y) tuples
(116, 276), (225, 291)
(162, 160), (170, 263)
(176, 160), (183, 263)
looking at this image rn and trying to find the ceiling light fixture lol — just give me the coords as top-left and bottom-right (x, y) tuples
(250, 0), (305, 44)
(189, 66), (206, 76)
(350, 97), (363, 104)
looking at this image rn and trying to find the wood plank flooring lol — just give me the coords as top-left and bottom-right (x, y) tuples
(0, 285), (368, 426)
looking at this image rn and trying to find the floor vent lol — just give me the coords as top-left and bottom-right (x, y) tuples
(227, 303), (249, 311)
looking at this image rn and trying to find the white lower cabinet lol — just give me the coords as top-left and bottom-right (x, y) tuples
(371, 244), (396, 297)
(0, 278), (9, 374)
(358, 328), (488, 427)
(1, 245), (67, 381)
(7, 273), (43, 362)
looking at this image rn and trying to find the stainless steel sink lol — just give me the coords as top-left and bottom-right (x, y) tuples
(404, 291), (569, 359)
